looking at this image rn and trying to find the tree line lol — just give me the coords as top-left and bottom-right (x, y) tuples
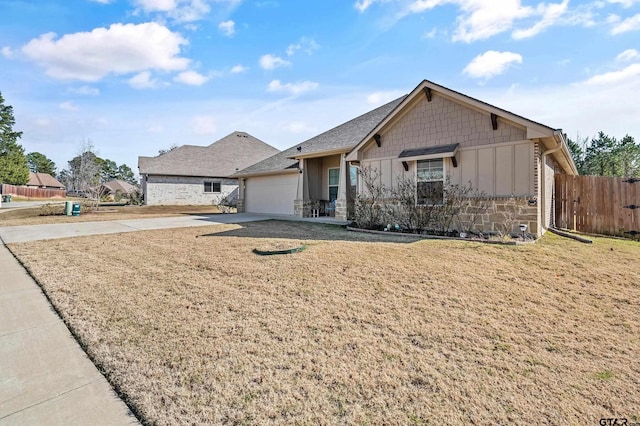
(0, 90), (137, 188)
(568, 132), (640, 177)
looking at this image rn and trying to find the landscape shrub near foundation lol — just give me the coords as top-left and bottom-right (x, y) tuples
(353, 167), (535, 240)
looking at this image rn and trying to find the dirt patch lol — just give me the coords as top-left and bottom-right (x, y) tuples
(8, 221), (640, 425)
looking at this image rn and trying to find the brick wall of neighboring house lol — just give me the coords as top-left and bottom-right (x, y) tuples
(144, 175), (238, 206)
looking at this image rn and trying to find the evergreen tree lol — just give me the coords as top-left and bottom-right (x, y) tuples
(27, 152), (56, 175)
(567, 136), (587, 175)
(0, 91), (29, 185)
(116, 163), (137, 185)
(582, 132), (640, 177)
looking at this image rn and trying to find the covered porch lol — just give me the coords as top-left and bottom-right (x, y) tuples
(293, 152), (357, 221)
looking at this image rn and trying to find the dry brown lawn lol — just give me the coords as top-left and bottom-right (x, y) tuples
(0, 204), (221, 226)
(7, 221), (640, 425)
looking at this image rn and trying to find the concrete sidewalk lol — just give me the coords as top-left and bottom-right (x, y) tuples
(0, 243), (139, 425)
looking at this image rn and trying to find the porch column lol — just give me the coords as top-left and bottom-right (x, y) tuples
(237, 178), (245, 213)
(335, 153), (348, 221)
(294, 159), (309, 217)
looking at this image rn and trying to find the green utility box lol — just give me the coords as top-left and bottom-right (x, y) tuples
(72, 203), (81, 216)
(65, 201), (73, 216)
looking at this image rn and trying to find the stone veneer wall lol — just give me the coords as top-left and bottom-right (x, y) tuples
(294, 199), (313, 217)
(458, 197), (539, 235)
(236, 198), (244, 213)
(335, 199), (348, 221)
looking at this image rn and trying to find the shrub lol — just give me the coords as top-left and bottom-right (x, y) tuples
(215, 193), (237, 214)
(353, 166), (490, 236)
(38, 203), (64, 216)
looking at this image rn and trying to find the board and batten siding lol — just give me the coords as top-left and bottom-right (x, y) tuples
(360, 140), (535, 198)
(357, 92), (536, 197)
(144, 175), (238, 205)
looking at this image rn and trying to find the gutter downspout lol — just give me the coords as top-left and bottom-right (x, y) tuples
(539, 131), (564, 231)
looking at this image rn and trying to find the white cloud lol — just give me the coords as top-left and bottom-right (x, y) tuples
(616, 48), (640, 62)
(476, 75), (640, 151)
(90, 0), (114, 3)
(355, 0), (375, 12)
(22, 23), (189, 82)
(611, 13), (640, 34)
(584, 63), (640, 85)
(422, 28), (438, 39)
(70, 86), (100, 96)
(366, 90), (405, 105)
(218, 20), (235, 36)
(267, 80), (319, 95)
(607, 0), (640, 7)
(128, 71), (161, 89)
(451, 1), (534, 42)
(133, 0), (242, 23)
(147, 124), (165, 133)
(286, 37), (320, 56)
(1, 46), (14, 58)
(463, 50), (523, 79)
(59, 101), (79, 111)
(191, 115), (217, 135)
(512, 0), (569, 39)
(174, 70), (209, 85)
(230, 64), (249, 74)
(363, 0), (578, 42)
(135, 0), (176, 12)
(281, 121), (318, 134)
(259, 54), (291, 70)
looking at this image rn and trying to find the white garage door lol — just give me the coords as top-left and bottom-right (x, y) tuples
(245, 173), (298, 215)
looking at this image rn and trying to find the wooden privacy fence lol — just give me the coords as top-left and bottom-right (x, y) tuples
(1, 184), (66, 199)
(555, 175), (639, 238)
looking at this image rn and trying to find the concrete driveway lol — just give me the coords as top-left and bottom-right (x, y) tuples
(0, 212), (348, 244)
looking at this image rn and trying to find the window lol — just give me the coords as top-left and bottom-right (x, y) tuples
(328, 168), (339, 202)
(349, 165), (358, 198)
(416, 159), (444, 204)
(204, 181), (221, 193)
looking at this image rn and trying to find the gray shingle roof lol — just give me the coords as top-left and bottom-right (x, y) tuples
(138, 131), (279, 177)
(232, 96), (407, 177)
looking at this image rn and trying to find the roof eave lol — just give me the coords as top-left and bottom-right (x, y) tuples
(231, 168), (300, 178)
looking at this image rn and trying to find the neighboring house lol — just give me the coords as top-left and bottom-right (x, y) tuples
(100, 179), (138, 200)
(233, 79), (578, 236)
(138, 131), (279, 206)
(26, 172), (65, 190)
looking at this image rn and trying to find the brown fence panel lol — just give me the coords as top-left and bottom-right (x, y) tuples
(555, 175), (640, 238)
(1, 184), (66, 199)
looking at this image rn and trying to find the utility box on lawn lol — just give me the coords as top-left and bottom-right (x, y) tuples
(72, 203), (81, 216)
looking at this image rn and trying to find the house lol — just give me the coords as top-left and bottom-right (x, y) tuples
(26, 172), (65, 190)
(100, 179), (138, 200)
(233, 79), (578, 236)
(138, 131), (279, 206)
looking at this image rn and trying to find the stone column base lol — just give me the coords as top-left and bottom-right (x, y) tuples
(335, 199), (348, 221)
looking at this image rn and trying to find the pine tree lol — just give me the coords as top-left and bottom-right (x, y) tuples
(0, 91), (29, 185)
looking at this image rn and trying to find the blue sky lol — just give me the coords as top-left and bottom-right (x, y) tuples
(1, 0), (639, 175)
